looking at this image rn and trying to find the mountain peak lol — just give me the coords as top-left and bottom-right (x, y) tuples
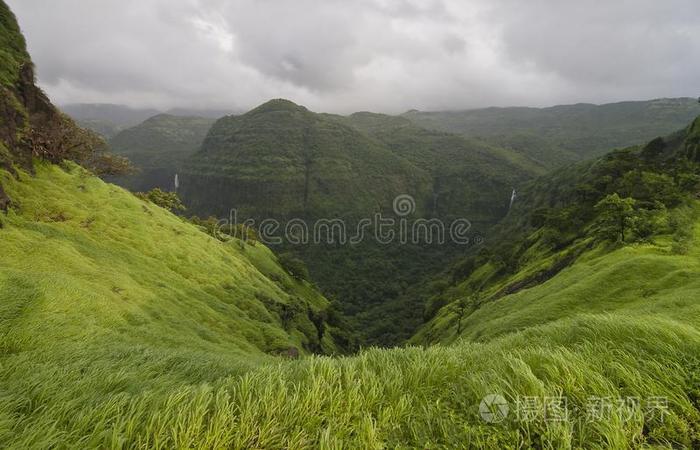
(249, 98), (309, 115)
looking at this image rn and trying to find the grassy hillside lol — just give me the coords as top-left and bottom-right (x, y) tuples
(107, 114), (216, 191)
(414, 117), (700, 341)
(0, 161), (341, 355)
(415, 206), (700, 342)
(2, 167), (698, 447)
(405, 98), (700, 168)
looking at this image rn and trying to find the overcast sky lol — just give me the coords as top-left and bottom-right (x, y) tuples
(8, 0), (700, 114)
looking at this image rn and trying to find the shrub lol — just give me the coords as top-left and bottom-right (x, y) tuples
(277, 253), (311, 282)
(136, 188), (185, 213)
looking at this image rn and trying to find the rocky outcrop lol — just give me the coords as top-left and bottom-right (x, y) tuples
(0, 1), (71, 205)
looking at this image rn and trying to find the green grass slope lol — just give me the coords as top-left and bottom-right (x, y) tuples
(15, 314), (700, 448)
(0, 161), (339, 357)
(107, 114), (216, 191)
(0, 161), (351, 446)
(3, 190), (698, 447)
(2, 165), (698, 448)
(415, 206), (700, 344)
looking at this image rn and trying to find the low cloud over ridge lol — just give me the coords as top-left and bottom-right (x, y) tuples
(8, 0), (700, 113)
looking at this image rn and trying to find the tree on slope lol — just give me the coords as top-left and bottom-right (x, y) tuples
(595, 193), (636, 242)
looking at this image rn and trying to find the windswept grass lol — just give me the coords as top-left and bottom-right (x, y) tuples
(1, 162), (699, 448)
(2, 313), (698, 448)
(0, 161), (341, 447)
(414, 203), (700, 346)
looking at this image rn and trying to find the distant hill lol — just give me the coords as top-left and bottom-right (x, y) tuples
(107, 114), (216, 192)
(180, 99), (431, 219)
(404, 98), (700, 168)
(61, 103), (161, 138)
(61, 104), (235, 139)
(340, 111), (539, 219)
(165, 107), (238, 118)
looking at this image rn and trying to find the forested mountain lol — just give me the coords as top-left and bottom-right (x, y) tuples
(180, 99), (431, 220)
(107, 114), (216, 191)
(340, 111), (539, 218)
(405, 98), (700, 169)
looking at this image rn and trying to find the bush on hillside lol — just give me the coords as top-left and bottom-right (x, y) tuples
(29, 112), (134, 176)
(136, 188), (185, 213)
(189, 216), (258, 244)
(278, 253), (311, 282)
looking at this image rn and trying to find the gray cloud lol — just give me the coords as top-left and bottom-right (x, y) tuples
(7, 0), (700, 114)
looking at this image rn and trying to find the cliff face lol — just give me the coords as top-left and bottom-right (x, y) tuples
(0, 1), (68, 208)
(0, 3), (61, 156)
(0, 1), (109, 209)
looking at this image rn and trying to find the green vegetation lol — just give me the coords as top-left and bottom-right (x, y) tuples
(594, 193), (637, 242)
(108, 114), (216, 191)
(2, 2), (700, 445)
(181, 99), (430, 219)
(416, 117), (700, 343)
(277, 252), (311, 282)
(341, 111), (539, 220)
(180, 101), (542, 346)
(0, 161), (340, 353)
(136, 187), (186, 212)
(0, 1), (28, 87)
(405, 98), (700, 168)
(116, 100), (700, 348)
(1, 161), (699, 447)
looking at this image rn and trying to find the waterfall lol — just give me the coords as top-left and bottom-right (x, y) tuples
(174, 173), (179, 190)
(508, 188), (516, 212)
